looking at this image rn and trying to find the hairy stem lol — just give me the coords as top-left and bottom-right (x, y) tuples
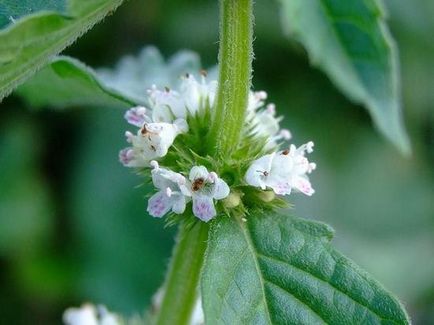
(208, 0), (254, 158)
(155, 221), (209, 325)
(155, 2), (254, 322)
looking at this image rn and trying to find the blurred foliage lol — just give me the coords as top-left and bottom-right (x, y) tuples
(16, 56), (134, 109)
(0, 0), (123, 101)
(279, 0), (410, 154)
(0, 0), (433, 324)
(0, 0), (66, 27)
(0, 0), (67, 28)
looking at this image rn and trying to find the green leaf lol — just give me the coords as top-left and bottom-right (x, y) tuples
(0, 0), (124, 101)
(0, 0), (67, 28)
(16, 56), (134, 109)
(279, 0), (410, 154)
(201, 214), (409, 324)
(16, 47), (208, 109)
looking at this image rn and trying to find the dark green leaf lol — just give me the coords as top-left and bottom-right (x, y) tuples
(0, 0), (124, 101)
(279, 0), (410, 154)
(202, 214), (409, 324)
(0, 0), (67, 28)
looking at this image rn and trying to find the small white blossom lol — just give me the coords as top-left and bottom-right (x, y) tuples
(124, 105), (152, 127)
(179, 73), (217, 115)
(181, 166), (230, 222)
(148, 73), (217, 123)
(247, 91), (291, 150)
(147, 161), (189, 218)
(245, 141), (316, 196)
(63, 304), (119, 325)
(120, 107), (188, 167)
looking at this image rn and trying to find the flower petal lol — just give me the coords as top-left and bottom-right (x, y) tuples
(293, 176), (315, 196)
(124, 106), (151, 127)
(171, 193), (188, 214)
(245, 153), (275, 189)
(151, 169), (172, 190)
(119, 147), (149, 167)
(180, 74), (201, 113)
(213, 178), (230, 200)
(192, 195), (216, 222)
(150, 87), (187, 120)
(119, 147), (135, 167)
(189, 166), (209, 181)
(152, 105), (174, 123)
(268, 179), (291, 195)
(147, 191), (172, 218)
(145, 122), (178, 157)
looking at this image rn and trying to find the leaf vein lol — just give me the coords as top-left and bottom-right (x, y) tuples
(264, 279), (327, 324)
(238, 218), (273, 325)
(257, 252), (388, 322)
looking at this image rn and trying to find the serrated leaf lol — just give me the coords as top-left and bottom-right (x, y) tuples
(201, 214), (409, 324)
(16, 56), (134, 109)
(0, 0), (124, 102)
(279, 0), (410, 154)
(0, 0), (67, 28)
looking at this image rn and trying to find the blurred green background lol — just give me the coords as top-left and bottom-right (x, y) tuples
(0, 0), (433, 323)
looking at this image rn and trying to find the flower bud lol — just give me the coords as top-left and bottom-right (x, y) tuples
(257, 190), (275, 202)
(223, 192), (241, 208)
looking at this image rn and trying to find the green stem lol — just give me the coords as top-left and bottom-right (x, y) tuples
(155, 221), (209, 325)
(154, 3), (253, 322)
(208, 0), (254, 158)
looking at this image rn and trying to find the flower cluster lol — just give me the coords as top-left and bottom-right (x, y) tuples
(147, 162), (229, 222)
(245, 143), (316, 196)
(119, 73), (215, 167)
(119, 72), (316, 222)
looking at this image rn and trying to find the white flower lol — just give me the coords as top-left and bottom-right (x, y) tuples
(124, 105), (152, 127)
(247, 91), (291, 150)
(63, 304), (119, 325)
(148, 73), (217, 123)
(181, 166), (230, 222)
(120, 107), (188, 167)
(148, 86), (186, 122)
(245, 141), (316, 196)
(147, 161), (189, 217)
(179, 73), (217, 115)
